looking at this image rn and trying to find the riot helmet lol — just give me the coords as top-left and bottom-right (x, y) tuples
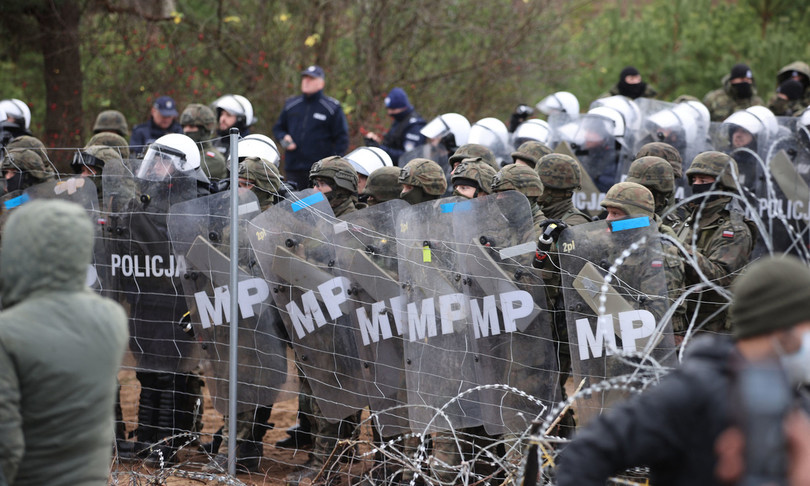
(512, 119), (552, 149)
(345, 146), (393, 177)
(212, 94), (254, 132)
(0, 99), (31, 130)
(237, 134), (280, 167)
(136, 133), (201, 181)
(536, 91), (579, 118)
(420, 113), (470, 153)
(467, 117), (510, 167)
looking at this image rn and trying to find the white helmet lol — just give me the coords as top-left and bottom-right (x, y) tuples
(468, 117), (509, 150)
(536, 91), (580, 117)
(589, 95), (641, 131)
(512, 119), (552, 147)
(345, 147), (393, 176)
(420, 113), (470, 146)
(800, 107), (810, 128)
(212, 94), (254, 126)
(647, 101), (709, 145)
(723, 105), (778, 138)
(137, 133), (201, 180)
(0, 99), (31, 130)
(587, 106), (626, 138)
(237, 134), (280, 167)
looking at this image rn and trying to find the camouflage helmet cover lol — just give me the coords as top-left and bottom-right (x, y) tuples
(448, 143), (497, 171)
(2, 148), (52, 180)
(492, 163), (544, 198)
(685, 150), (739, 190)
(451, 157), (497, 195)
(625, 156), (675, 195)
(398, 158), (447, 196)
(239, 156), (282, 194)
(599, 181), (655, 218)
(511, 141), (552, 167)
(5, 135), (49, 169)
(92, 110), (129, 136)
(362, 166), (401, 202)
(309, 155), (358, 193)
(180, 103), (217, 135)
(86, 132), (131, 159)
(535, 153), (581, 190)
(635, 141), (683, 178)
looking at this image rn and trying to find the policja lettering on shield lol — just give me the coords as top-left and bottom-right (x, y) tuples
(110, 253), (186, 278)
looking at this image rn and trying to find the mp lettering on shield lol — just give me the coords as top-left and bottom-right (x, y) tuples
(110, 253), (186, 278)
(284, 276), (536, 343)
(193, 278), (270, 328)
(575, 309), (657, 360)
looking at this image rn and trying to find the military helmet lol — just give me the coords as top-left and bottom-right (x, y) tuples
(92, 110), (129, 136)
(535, 153), (581, 191)
(5, 135), (50, 170)
(398, 158), (447, 196)
(451, 157), (497, 195)
(71, 145), (121, 174)
(625, 156), (675, 195)
(511, 141), (552, 168)
(448, 143), (497, 171)
(362, 166), (401, 203)
(86, 132), (130, 159)
(634, 141), (683, 178)
(492, 164), (544, 198)
(309, 155), (358, 193)
(180, 103), (217, 135)
(599, 181), (655, 218)
(685, 151), (740, 190)
(239, 156), (282, 193)
(2, 148), (51, 180)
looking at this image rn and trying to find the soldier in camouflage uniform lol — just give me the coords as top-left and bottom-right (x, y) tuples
(510, 140), (552, 170)
(4, 136), (55, 177)
(310, 156), (363, 217)
(447, 143), (498, 173)
(635, 141), (683, 179)
(2, 148), (54, 193)
(600, 181), (686, 334)
(238, 156), (284, 211)
(92, 110), (129, 138)
(625, 156), (680, 225)
(398, 158), (447, 204)
(361, 166), (401, 206)
(767, 61), (810, 113)
(86, 132), (130, 159)
(703, 63), (764, 122)
(180, 104), (228, 181)
(491, 163), (546, 231)
(671, 151), (755, 334)
(450, 157), (496, 198)
(70, 145), (122, 200)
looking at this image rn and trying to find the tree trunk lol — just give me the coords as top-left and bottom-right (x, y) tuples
(34, 0), (83, 170)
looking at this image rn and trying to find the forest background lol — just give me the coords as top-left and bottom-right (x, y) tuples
(1, 0), (808, 171)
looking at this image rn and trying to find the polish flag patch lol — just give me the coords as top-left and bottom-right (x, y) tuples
(206, 151), (216, 158)
(722, 230), (734, 238)
(651, 260), (663, 268)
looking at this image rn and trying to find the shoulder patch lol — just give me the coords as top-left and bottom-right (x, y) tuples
(205, 151), (216, 158)
(722, 230), (734, 238)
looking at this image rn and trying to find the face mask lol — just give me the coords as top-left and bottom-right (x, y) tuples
(780, 331), (810, 385)
(184, 130), (206, 143)
(400, 186), (426, 205)
(5, 172), (26, 193)
(618, 80), (647, 99)
(731, 82), (753, 99)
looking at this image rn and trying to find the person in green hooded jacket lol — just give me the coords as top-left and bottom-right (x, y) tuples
(0, 199), (128, 485)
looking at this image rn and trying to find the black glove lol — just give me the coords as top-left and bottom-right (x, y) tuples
(508, 104), (534, 132)
(364, 136), (380, 148)
(538, 219), (568, 242)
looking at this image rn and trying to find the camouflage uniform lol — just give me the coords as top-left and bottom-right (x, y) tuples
(361, 166), (400, 206)
(86, 132), (130, 159)
(671, 152), (755, 333)
(450, 157), (496, 198)
(180, 104), (228, 181)
(93, 110), (129, 138)
(492, 163), (546, 232)
(448, 143), (497, 172)
(511, 140), (552, 169)
(4, 136), (55, 177)
(238, 156), (283, 211)
(71, 145), (123, 199)
(767, 61), (810, 112)
(703, 74), (764, 122)
(310, 156), (362, 218)
(1, 148), (54, 192)
(398, 157), (447, 204)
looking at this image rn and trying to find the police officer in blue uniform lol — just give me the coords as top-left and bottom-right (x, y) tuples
(364, 87), (426, 165)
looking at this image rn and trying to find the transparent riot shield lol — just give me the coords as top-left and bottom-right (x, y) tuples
(558, 217), (677, 425)
(710, 121), (767, 198)
(453, 191), (559, 435)
(396, 196), (483, 434)
(332, 198), (411, 437)
(549, 113), (619, 194)
(168, 190), (288, 414)
(103, 161), (201, 373)
(756, 147), (810, 258)
(247, 189), (369, 422)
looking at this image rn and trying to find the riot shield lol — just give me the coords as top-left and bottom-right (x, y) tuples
(558, 217), (677, 425)
(453, 191), (559, 435)
(756, 148), (810, 258)
(395, 197), (483, 434)
(103, 161), (201, 373)
(247, 189), (369, 422)
(332, 198), (411, 437)
(168, 189), (288, 414)
(549, 113), (619, 193)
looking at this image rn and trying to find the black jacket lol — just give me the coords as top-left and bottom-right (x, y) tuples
(272, 90), (349, 171)
(557, 335), (736, 486)
(129, 118), (182, 156)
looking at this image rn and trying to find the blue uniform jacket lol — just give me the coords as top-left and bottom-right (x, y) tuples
(129, 118), (182, 156)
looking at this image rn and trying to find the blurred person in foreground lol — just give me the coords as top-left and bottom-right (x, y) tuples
(0, 200), (128, 485)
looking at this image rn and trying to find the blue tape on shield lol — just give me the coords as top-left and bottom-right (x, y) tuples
(440, 200), (473, 213)
(4, 193), (29, 210)
(291, 192), (325, 212)
(610, 216), (650, 232)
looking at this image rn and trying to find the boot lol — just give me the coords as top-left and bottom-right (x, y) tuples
(276, 423), (313, 449)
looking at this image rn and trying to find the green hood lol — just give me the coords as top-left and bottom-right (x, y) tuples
(0, 200), (93, 307)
